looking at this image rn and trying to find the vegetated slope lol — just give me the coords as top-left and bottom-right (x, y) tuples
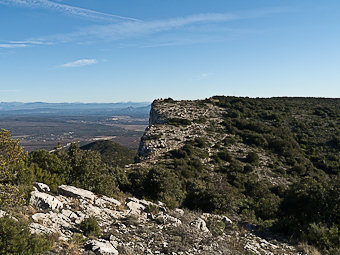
(128, 96), (340, 253)
(0, 96), (339, 254)
(0, 128), (302, 255)
(80, 140), (136, 167)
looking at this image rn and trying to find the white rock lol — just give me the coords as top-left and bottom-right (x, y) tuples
(85, 239), (119, 255)
(30, 191), (63, 210)
(109, 235), (119, 248)
(154, 214), (181, 226)
(95, 196), (121, 208)
(126, 197), (155, 207)
(32, 213), (52, 224)
(0, 210), (7, 218)
(34, 182), (50, 192)
(61, 209), (79, 221)
(190, 218), (209, 232)
(167, 215), (182, 226)
(174, 208), (185, 216)
(31, 211), (73, 235)
(74, 211), (86, 224)
(58, 185), (96, 201)
(222, 216), (233, 225)
(126, 201), (145, 215)
(30, 222), (57, 236)
(154, 214), (167, 224)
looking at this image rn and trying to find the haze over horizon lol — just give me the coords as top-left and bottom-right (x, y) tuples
(1, 0), (339, 102)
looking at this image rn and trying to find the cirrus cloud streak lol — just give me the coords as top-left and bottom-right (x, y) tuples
(0, 0), (138, 22)
(59, 59), (98, 68)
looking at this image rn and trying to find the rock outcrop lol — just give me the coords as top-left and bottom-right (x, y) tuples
(138, 99), (224, 160)
(137, 98), (290, 186)
(30, 191), (63, 210)
(85, 239), (119, 255)
(24, 183), (301, 254)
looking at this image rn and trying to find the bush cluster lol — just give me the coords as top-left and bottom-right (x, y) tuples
(0, 216), (51, 254)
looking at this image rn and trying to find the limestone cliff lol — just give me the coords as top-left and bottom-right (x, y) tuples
(138, 98), (226, 160)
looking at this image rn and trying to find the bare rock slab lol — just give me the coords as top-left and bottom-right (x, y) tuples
(33, 182), (50, 192)
(190, 218), (209, 233)
(85, 239), (119, 255)
(57, 185), (96, 201)
(30, 191), (63, 211)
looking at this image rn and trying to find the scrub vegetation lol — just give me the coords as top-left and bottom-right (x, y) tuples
(0, 96), (339, 254)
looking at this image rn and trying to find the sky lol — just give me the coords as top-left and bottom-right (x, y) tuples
(0, 0), (339, 103)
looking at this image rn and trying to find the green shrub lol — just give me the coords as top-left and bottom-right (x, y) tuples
(192, 137), (206, 148)
(243, 164), (254, 173)
(206, 218), (226, 236)
(144, 167), (184, 208)
(0, 129), (33, 207)
(0, 129), (26, 183)
(163, 98), (175, 103)
(144, 204), (160, 214)
(28, 150), (70, 181)
(246, 151), (259, 164)
(306, 223), (340, 251)
(66, 143), (119, 197)
(217, 150), (232, 162)
(0, 184), (28, 207)
(80, 216), (101, 237)
(168, 118), (191, 126)
(184, 177), (243, 214)
(241, 131), (267, 147)
(0, 216), (52, 254)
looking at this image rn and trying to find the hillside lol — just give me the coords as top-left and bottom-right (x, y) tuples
(80, 140), (136, 167)
(128, 96), (340, 253)
(0, 96), (339, 254)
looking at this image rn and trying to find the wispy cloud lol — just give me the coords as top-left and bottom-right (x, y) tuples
(0, 43), (28, 48)
(200, 73), (213, 78)
(0, 0), (138, 22)
(59, 59), (98, 68)
(39, 8), (287, 45)
(63, 13), (239, 41)
(0, 40), (47, 48)
(1, 7), (290, 48)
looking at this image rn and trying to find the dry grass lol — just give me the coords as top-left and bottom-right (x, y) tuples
(298, 242), (322, 255)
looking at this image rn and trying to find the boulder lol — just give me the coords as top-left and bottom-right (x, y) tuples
(0, 210), (7, 218)
(85, 239), (119, 255)
(154, 214), (181, 226)
(61, 209), (80, 221)
(222, 216), (233, 225)
(126, 201), (145, 214)
(174, 208), (185, 216)
(126, 197), (155, 207)
(33, 182), (50, 192)
(95, 196), (121, 208)
(30, 191), (63, 210)
(190, 218), (209, 232)
(57, 185), (96, 201)
(30, 222), (57, 236)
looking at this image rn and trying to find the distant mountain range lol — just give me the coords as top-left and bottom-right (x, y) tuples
(0, 102), (151, 116)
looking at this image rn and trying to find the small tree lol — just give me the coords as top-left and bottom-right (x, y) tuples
(246, 151), (259, 164)
(80, 216), (101, 237)
(0, 216), (51, 254)
(0, 129), (30, 206)
(0, 129), (26, 183)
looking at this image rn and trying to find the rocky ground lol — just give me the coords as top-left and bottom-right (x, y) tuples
(137, 98), (290, 186)
(0, 182), (305, 254)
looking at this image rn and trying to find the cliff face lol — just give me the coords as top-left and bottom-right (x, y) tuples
(138, 98), (227, 160)
(136, 97), (292, 186)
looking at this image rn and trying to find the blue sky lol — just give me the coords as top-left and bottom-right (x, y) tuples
(0, 0), (339, 102)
